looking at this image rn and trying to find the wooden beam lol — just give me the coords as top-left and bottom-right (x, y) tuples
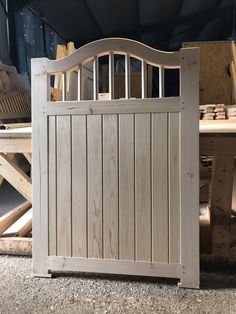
(0, 153), (32, 202)
(230, 61), (236, 104)
(211, 155), (234, 258)
(23, 153), (32, 164)
(0, 201), (31, 236)
(3, 208), (32, 237)
(0, 237), (32, 256)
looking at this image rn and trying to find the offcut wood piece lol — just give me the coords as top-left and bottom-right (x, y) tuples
(0, 201), (31, 235)
(0, 237), (32, 256)
(3, 208), (32, 237)
(0, 153), (32, 203)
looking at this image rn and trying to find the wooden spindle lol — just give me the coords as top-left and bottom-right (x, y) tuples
(159, 66), (164, 98)
(125, 54), (130, 99)
(93, 57), (99, 100)
(77, 64), (82, 101)
(141, 60), (147, 98)
(109, 53), (114, 100)
(62, 72), (66, 101)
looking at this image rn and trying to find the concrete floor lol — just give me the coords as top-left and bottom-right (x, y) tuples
(0, 256), (235, 313)
(1, 181), (236, 313)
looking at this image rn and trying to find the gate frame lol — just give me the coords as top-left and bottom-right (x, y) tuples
(32, 38), (199, 288)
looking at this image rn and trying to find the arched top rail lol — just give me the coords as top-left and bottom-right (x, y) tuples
(45, 38), (181, 73)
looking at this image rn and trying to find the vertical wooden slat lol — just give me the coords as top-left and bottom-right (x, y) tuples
(72, 115), (87, 257)
(211, 155), (234, 257)
(119, 114), (134, 260)
(77, 64), (82, 100)
(135, 114), (151, 261)
(56, 115), (72, 256)
(179, 48), (199, 288)
(159, 66), (164, 98)
(141, 60), (147, 98)
(48, 116), (57, 255)
(103, 115), (118, 259)
(87, 115), (103, 258)
(109, 53), (114, 100)
(168, 112), (180, 263)
(152, 113), (168, 262)
(32, 58), (50, 276)
(93, 57), (99, 100)
(125, 54), (130, 99)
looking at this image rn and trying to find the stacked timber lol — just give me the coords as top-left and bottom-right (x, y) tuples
(227, 106), (236, 120)
(199, 104), (226, 120)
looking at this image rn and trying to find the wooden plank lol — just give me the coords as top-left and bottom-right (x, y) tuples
(168, 113), (180, 264)
(211, 155), (234, 258)
(179, 48), (199, 288)
(71, 115), (87, 257)
(103, 115), (118, 259)
(49, 256), (181, 278)
(119, 114), (135, 260)
(3, 208), (32, 237)
(0, 237), (32, 256)
(87, 115), (102, 258)
(56, 115), (72, 256)
(32, 58), (50, 276)
(23, 153), (32, 164)
(0, 153), (32, 202)
(47, 97), (181, 116)
(152, 113), (168, 262)
(0, 201), (31, 236)
(135, 114), (151, 261)
(0, 138), (31, 153)
(48, 116), (57, 256)
(230, 61), (236, 104)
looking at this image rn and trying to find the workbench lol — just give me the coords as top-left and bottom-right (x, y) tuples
(200, 120), (236, 262)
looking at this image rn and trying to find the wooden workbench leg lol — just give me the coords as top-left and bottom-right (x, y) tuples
(211, 155), (234, 259)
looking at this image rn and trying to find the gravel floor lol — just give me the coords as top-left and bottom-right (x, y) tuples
(0, 256), (236, 313)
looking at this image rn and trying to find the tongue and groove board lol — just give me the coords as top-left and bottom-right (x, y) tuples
(48, 112), (181, 263)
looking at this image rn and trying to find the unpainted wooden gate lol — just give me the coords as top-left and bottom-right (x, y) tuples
(32, 38), (199, 288)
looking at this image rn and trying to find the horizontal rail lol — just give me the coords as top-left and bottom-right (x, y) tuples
(48, 256), (182, 278)
(46, 97), (181, 115)
(38, 38), (181, 73)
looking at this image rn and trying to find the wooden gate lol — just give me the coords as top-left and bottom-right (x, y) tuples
(32, 38), (199, 288)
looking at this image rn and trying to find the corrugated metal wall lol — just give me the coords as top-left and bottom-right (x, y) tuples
(0, 0), (10, 64)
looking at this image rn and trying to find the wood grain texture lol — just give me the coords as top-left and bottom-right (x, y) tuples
(56, 115), (72, 256)
(119, 114), (135, 260)
(72, 115), (87, 257)
(103, 115), (118, 259)
(152, 113), (168, 262)
(87, 115), (103, 258)
(211, 155), (234, 258)
(168, 113), (180, 264)
(48, 116), (57, 255)
(135, 114), (151, 261)
(179, 48), (199, 288)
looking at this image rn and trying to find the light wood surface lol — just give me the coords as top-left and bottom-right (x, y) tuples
(32, 38), (199, 287)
